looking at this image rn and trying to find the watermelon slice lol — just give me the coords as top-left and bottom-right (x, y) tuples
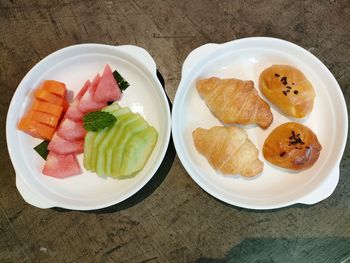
(65, 80), (90, 121)
(78, 74), (106, 113)
(57, 118), (86, 141)
(94, 64), (121, 102)
(48, 134), (84, 154)
(43, 152), (81, 178)
(65, 100), (84, 121)
(75, 79), (91, 100)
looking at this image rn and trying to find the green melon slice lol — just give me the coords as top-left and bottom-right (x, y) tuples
(102, 102), (120, 113)
(90, 108), (130, 173)
(110, 117), (149, 178)
(83, 106), (128, 172)
(119, 126), (158, 178)
(105, 113), (141, 176)
(84, 103), (159, 179)
(83, 132), (96, 171)
(95, 107), (131, 176)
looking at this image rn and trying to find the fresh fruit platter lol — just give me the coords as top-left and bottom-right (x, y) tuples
(18, 64), (158, 180)
(6, 44), (171, 210)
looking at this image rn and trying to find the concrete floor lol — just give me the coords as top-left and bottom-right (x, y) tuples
(1, 0), (350, 262)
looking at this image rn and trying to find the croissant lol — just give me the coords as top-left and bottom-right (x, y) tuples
(193, 126), (263, 177)
(196, 77), (273, 129)
(259, 65), (315, 118)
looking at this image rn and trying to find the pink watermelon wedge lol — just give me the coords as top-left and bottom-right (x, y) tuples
(94, 64), (121, 102)
(65, 80), (91, 121)
(75, 79), (91, 100)
(57, 118), (86, 141)
(78, 74), (106, 113)
(48, 134), (84, 154)
(43, 152), (81, 178)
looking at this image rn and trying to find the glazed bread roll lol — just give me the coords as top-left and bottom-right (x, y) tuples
(259, 65), (315, 118)
(263, 122), (322, 170)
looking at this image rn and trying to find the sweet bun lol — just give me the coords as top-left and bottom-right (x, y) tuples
(259, 65), (315, 118)
(263, 122), (322, 170)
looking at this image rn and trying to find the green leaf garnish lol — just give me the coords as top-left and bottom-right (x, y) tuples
(34, 140), (49, 160)
(83, 111), (117, 132)
(113, 70), (130, 91)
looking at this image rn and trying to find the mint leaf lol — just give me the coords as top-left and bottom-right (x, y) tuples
(113, 70), (130, 91)
(34, 140), (49, 160)
(83, 111), (117, 132)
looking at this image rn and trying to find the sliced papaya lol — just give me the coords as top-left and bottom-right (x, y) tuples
(41, 80), (67, 97)
(31, 99), (63, 117)
(34, 89), (64, 106)
(27, 110), (59, 127)
(18, 117), (56, 140)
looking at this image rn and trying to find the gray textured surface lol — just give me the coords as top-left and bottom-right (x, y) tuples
(1, 0), (350, 262)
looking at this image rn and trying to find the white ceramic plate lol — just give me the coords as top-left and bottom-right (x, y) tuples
(172, 37), (348, 209)
(7, 44), (171, 210)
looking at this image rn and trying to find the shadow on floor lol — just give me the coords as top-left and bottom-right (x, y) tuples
(196, 237), (350, 263)
(200, 188), (313, 213)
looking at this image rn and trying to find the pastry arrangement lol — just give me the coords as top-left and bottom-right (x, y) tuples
(193, 64), (322, 177)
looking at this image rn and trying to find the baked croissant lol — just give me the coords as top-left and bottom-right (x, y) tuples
(259, 65), (315, 118)
(193, 126), (263, 177)
(196, 77), (273, 129)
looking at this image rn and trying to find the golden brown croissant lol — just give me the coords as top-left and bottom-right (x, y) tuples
(196, 77), (273, 129)
(193, 126), (263, 177)
(259, 65), (315, 118)
(263, 122), (322, 170)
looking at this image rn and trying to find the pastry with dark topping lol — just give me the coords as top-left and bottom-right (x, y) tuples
(263, 122), (322, 170)
(259, 65), (315, 118)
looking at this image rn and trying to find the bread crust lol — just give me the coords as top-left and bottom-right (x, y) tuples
(197, 77), (273, 129)
(259, 65), (315, 118)
(263, 122), (322, 170)
(193, 126), (263, 177)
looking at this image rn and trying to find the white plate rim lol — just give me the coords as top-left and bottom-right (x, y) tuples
(6, 43), (172, 210)
(172, 37), (348, 209)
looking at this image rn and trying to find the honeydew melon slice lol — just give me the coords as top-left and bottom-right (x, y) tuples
(110, 116), (149, 178)
(119, 126), (158, 178)
(83, 131), (96, 171)
(83, 106), (128, 172)
(105, 113), (141, 176)
(90, 107), (130, 172)
(95, 107), (130, 176)
(102, 102), (120, 113)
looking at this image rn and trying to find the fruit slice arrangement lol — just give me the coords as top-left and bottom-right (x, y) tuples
(17, 64), (156, 180)
(43, 65), (122, 178)
(18, 80), (68, 140)
(84, 103), (158, 179)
